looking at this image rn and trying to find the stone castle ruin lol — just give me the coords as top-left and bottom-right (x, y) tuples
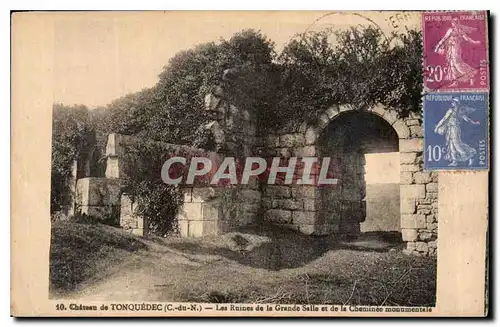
(66, 79), (438, 257)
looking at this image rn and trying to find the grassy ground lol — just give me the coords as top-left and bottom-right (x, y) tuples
(49, 221), (147, 294)
(50, 221), (436, 306)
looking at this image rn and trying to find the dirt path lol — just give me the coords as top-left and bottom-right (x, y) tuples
(69, 241), (214, 301)
(53, 227), (435, 306)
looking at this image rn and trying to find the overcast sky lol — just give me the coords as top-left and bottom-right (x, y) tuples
(50, 11), (421, 108)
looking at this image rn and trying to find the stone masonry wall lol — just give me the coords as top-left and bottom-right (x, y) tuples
(259, 105), (437, 256)
(74, 100), (437, 256)
(75, 177), (121, 221)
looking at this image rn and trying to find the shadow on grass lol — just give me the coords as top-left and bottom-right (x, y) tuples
(168, 226), (436, 306)
(167, 224), (404, 270)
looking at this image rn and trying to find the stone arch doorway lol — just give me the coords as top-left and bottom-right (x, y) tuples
(258, 103), (436, 255)
(301, 104), (436, 251)
(315, 110), (401, 240)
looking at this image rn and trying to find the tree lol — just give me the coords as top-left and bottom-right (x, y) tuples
(268, 26), (423, 131)
(50, 104), (94, 213)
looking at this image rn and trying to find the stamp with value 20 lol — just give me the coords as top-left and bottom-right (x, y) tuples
(422, 11), (489, 92)
(424, 93), (489, 171)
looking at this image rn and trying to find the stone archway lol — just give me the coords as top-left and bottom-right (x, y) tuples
(315, 110), (400, 240)
(300, 104), (437, 255)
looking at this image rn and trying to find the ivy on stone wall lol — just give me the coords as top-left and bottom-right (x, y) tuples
(51, 27), (424, 233)
(51, 104), (95, 213)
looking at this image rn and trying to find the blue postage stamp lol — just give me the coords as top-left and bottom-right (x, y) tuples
(424, 93), (489, 171)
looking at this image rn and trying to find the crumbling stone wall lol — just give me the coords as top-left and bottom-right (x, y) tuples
(259, 105), (437, 256)
(72, 97), (437, 256)
(75, 177), (121, 222)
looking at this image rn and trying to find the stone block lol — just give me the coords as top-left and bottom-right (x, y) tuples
(415, 242), (429, 253)
(273, 199), (303, 210)
(299, 225), (316, 235)
(178, 220), (189, 237)
(370, 105), (386, 117)
(181, 187), (192, 203)
(131, 228), (144, 236)
(400, 152), (417, 164)
(295, 145), (316, 157)
(325, 106), (339, 118)
(401, 184), (426, 199)
(426, 183), (438, 193)
(76, 177), (122, 207)
(303, 199), (315, 211)
(79, 205), (118, 221)
(410, 125), (424, 137)
(383, 109), (399, 125)
(283, 224), (301, 232)
(406, 119), (420, 126)
(105, 133), (136, 157)
(292, 211), (316, 225)
(178, 203), (202, 221)
(280, 134), (305, 148)
(201, 220), (220, 236)
(317, 114), (330, 128)
(188, 221), (204, 237)
(137, 216), (144, 229)
(419, 231), (433, 241)
(239, 189), (261, 204)
(201, 203), (220, 220)
(400, 172), (414, 184)
(414, 172), (432, 184)
(427, 222), (438, 231)
(120, 194), (137, 229)
(342, 187), (363, 201)
(400, 164), (419, 172)
(261, 198), (273, 209)
(392, 120), (410, 139)
(401, 198), (416, 214)
(427, 192), (438, 199)
(291, 186), (316, 199)
(401, 228), (418, 242)
(305, 127), (318, 145)
(264, 209), (292, 224)
(204, 93), (222, 111)
(399, 139), (423, 153)
(191, 187), (217, 203)
(401, 214), (426, 229)
(406, 241), (417, 252)
(264, 186), (291, 198)
(241, 204), (261, 213)
(105, 157), (120, 178)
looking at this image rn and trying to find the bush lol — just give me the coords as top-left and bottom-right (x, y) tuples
(121, 139), (183, 236)
(268, 26), (423, 131)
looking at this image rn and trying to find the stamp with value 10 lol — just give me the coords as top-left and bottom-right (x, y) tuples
(424, 93), (489, 171)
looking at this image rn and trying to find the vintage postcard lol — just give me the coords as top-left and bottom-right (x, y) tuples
(11, 11), (489, 317)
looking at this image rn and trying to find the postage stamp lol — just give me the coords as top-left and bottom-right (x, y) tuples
(424, 93), (489, 171)
(422, 11), (489, 92)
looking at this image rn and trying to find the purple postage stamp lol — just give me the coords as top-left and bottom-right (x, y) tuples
(423, 11), (489, 92)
